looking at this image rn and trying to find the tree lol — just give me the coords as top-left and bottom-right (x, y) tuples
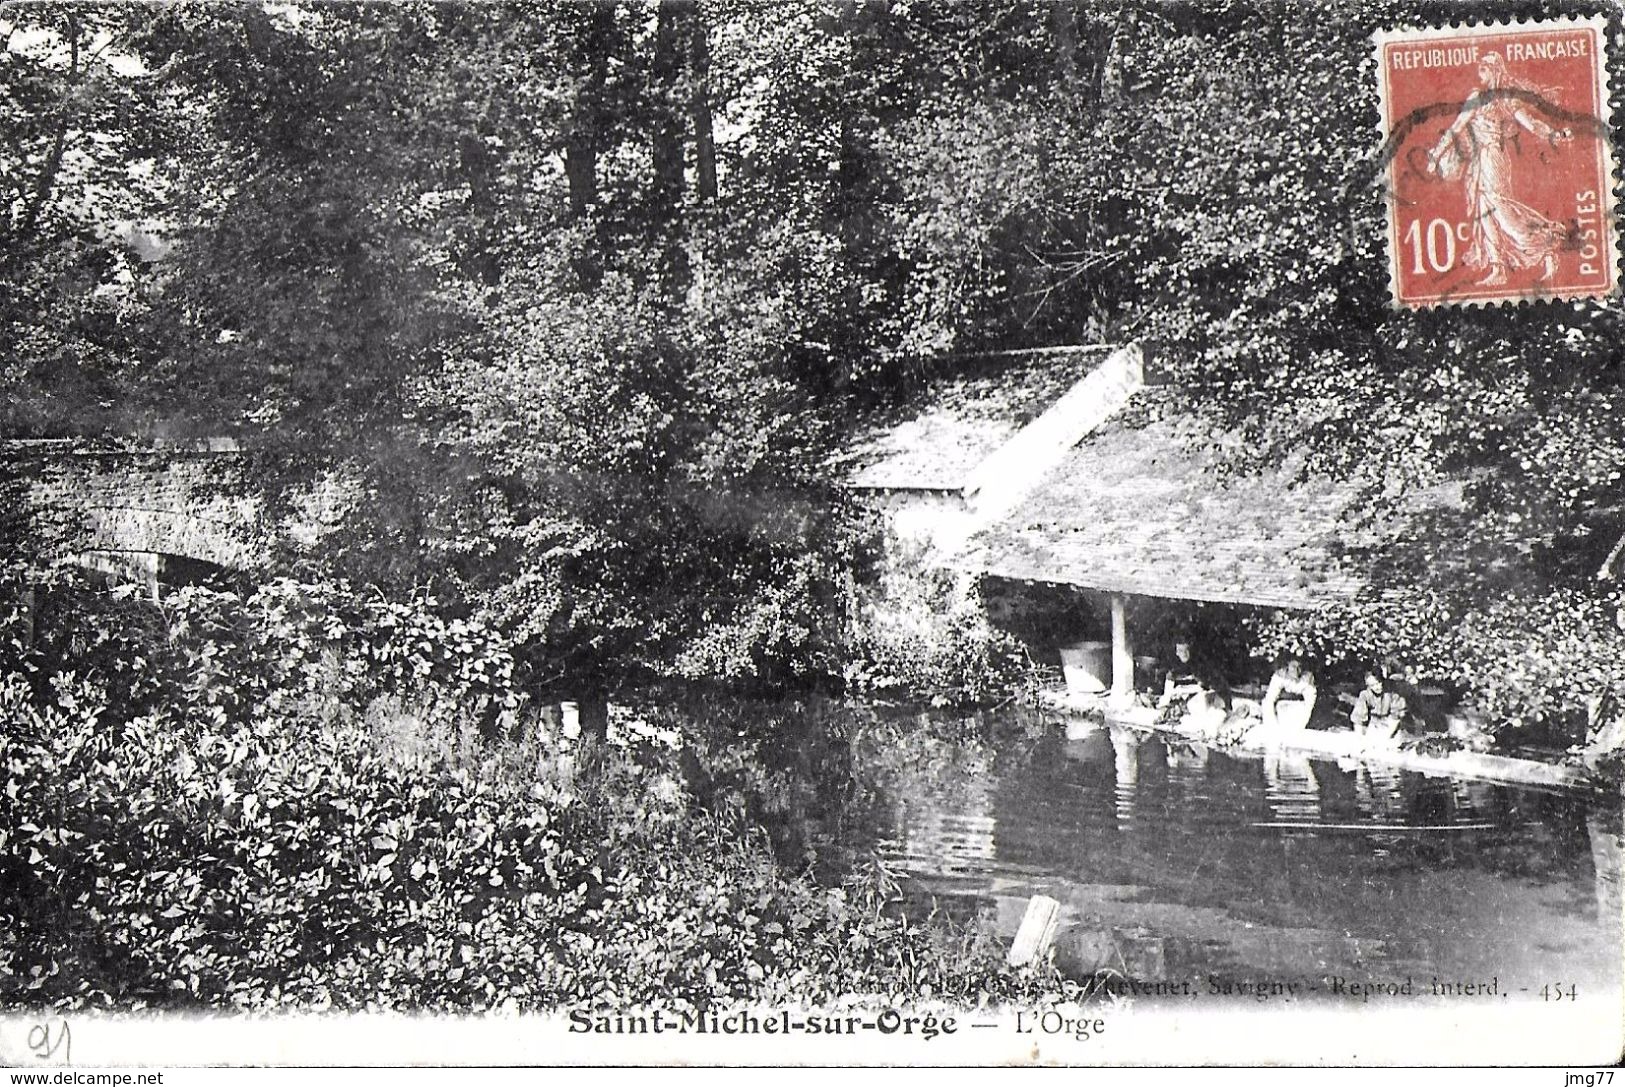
(4, 0), (1616, 716)
(1061, 0), (1625, 723)
(0, 4), (177, 437)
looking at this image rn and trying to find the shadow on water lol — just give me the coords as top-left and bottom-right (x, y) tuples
(818, 702), (1622, 1003)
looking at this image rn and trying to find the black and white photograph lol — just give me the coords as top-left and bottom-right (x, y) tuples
(0, 0), (1621, 1070)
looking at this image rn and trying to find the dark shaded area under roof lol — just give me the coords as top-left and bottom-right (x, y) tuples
(841, 345), (1114, 492)
(954, 393), (1373, 610)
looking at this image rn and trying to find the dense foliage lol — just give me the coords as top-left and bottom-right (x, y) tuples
(4, 1), (1622, 715)
(5, 0), (1621, 717)
(844, 540), (1033, 707)
(1096, 0), (1625, 726)
(0, 573), (1084, 1009)
(4, 0), (1624, 1015)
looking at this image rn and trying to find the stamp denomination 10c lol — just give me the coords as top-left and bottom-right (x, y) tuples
(1375, 16), (1618, 308)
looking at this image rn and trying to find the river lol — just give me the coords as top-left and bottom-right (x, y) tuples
(810, 702), (1624, 1005)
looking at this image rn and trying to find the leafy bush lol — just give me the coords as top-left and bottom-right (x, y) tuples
(0, 579), (1081, 1011)
(1251, 585), (1625, 741)
(845, 538), (1032, 707)
(2, 571), (521, 734)
(662, 552), (844, 689)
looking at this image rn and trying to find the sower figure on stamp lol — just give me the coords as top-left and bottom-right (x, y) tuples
(1427, 52), (1573, 286)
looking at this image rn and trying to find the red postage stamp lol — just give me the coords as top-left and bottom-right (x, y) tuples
(1375, 16), (1618, 308)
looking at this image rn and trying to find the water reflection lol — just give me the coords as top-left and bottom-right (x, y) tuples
(1588, 807), (1624, 921)
(1110, 727), (1143, 827)
(1165, 740), (1210, 775)
(1353, 763), (1408, 822)
(893, 800), (998, 877)
(1063, 723), (1111, 767)
(865, 709), (1622, 1001)
(1450, 777), (1500, 819)
(1263, 752), (1321, 824)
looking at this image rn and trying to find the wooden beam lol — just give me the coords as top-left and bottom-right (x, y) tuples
(1007, 894), (1061, 968)
(1110, 592), (1133, 703)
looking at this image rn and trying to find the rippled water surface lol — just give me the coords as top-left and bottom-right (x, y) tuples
(851, 711), (1622, 1002)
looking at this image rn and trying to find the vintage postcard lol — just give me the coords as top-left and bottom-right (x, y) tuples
(0, 0), (1621, 1075)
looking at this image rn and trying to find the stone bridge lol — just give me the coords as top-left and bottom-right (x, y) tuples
(3, 439), (322, 592)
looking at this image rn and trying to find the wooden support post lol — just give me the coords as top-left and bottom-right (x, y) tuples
(1110, 592), (1133, 704)
(1007, 894), (1061, 968)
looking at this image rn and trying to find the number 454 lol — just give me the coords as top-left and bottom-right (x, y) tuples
(1403, 218), (1471, 275)
(1543, 982), (1578, 1001)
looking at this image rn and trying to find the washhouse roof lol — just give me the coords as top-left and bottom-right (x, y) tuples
(953, 392), (1377, 610)
(841, 345), (1116, 492)
(1601, 530), (1625, 581)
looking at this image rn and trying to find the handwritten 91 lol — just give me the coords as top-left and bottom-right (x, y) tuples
(27, 1018), (72, 1063)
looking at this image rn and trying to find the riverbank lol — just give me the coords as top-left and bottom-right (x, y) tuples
(0, 575), (1098, 1012)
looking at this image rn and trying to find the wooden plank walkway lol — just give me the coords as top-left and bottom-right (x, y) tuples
(1036, 689), (1592, 793)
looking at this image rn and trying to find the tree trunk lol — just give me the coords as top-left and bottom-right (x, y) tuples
(564, 4), (615, 290)
(689, 3), (716, 205)
(460, 129), (502, 285)
(683, 2), (716, 307)
(1101, 14), (1132, 109)
(829, 0), (866, 231)
(20, 10), (80, 239)
(651, 0), (692, 296)
(564, 134), (597, 219)
(1050, 2), (1079, 94)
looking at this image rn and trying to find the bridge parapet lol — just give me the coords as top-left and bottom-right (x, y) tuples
(4, 440), (261, 575)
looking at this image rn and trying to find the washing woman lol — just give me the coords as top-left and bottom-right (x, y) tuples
(1261, 657), (1318, 733)
(1156, 639), (1230, 732)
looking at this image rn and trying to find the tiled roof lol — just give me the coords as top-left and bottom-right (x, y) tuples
(954, 394), (1372, 610)
(1602, 530), (1625, 580)
(842, 346), (1114, 491)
